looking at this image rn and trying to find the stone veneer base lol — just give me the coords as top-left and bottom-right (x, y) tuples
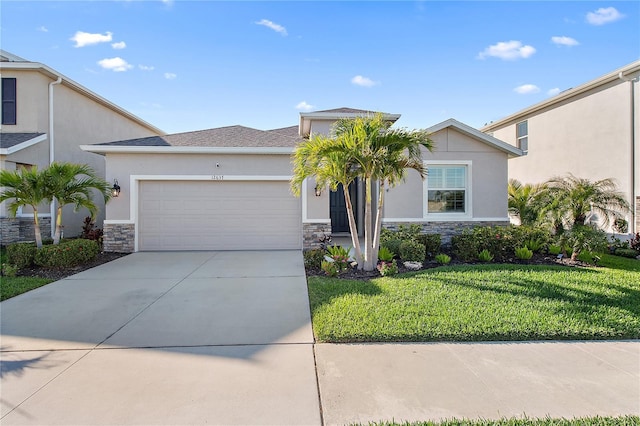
(303, 222), (332, 250)
(103, 223), (135, 253)
(382, 221), (510, 245)
(1, 217), (52, 245)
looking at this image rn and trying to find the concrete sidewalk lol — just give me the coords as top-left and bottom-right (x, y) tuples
(315, 340), (640, 425)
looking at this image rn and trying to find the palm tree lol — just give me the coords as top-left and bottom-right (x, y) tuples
(46, 162), (112, 245)
(545, 174), (630, 229)
(507, 179), (546, 226)
(291, 114), (433, 271)
(0, 166), (50, 248)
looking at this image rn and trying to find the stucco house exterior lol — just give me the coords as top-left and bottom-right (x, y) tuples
(481, 60), (640, 234)
(83, 108), (523, 252)
(0, 50), (164, 243)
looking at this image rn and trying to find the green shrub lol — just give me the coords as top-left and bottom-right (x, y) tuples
(421, 234), (441, 260)
(515, 246), (533, 260)
(326, 245), (351, 271)
(399, 240), (426, 262)
(303, 249), (325, 269)
(1, 263), (18, 277)
(34, 239), (100, 268)
(435, 253), (451, 265)
(7, 242), (37, 269)
(377, 246), (395, 262)
(615, 248), (639, 259)
(321, 260), (339, 277)
(450, 233), (477, 262)
(477, 249), (494, 262)
(577, 251), (597, 264)
(381, 238), (402, 258)
(524, 238), (545, 253)
(377, 260), (398, 276)
(559, 225), (608, 260)
(547, 244), (562, 255)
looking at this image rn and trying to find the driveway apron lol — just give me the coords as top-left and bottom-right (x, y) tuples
(1, 250), (320, 425)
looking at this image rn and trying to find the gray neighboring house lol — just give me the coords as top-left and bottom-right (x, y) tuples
(482, 60), (640, 234)
(83, 108), (523, 252)
(0, 50), (164, 244)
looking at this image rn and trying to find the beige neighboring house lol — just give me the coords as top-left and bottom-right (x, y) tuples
(82, 108), (523, 253)
(481, 60), (640, 234)
(0, 50), (164, 244)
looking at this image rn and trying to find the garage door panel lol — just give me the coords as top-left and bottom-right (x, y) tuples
(138, 181), (301, 251)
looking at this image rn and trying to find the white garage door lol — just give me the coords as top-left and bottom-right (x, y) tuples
(138, 180), (301, 251)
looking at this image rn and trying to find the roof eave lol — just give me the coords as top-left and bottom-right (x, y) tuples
(428, 118), (524, 157)
(80, 145), (295, 155)
(0, 133), (48, 155)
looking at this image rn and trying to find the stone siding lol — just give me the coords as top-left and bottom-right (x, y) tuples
(383, 221), (510, 245)
(103, 223), (135, 253)
(0, 217), (20, 245)
(18, 217), (52, 242)
(303, 222), (332, 250)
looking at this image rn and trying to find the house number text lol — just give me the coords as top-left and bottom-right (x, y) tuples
(212, 175), (224, 180)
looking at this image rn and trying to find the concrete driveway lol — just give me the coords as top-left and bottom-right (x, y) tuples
(1, 251), (321, 425)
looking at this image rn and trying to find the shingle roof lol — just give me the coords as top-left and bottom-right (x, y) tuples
(97, 125), (302, 147)
(268, 125), (301, 138)
(0, 132), (45, 149)
(311, 107), (379, 114)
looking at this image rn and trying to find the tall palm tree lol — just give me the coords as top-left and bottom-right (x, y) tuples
(545, 174), (630, 228)
(507, 178), (546, 226)
(291, 114), (433, 271)
(46, 162), (112, 245)
(0, 166), (50, 248)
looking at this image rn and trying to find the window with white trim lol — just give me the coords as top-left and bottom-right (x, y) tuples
(425, 165), (468, 214)
(516, 120), (528, 152)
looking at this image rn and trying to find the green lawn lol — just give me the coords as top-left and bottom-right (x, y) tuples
(0, 247), (53, 301)
(308, 254), (640, 343)
(361, 416), (640, 426)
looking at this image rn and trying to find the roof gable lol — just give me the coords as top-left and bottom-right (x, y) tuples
(0, 132), (47, 155)
(428, 119), (523, 157)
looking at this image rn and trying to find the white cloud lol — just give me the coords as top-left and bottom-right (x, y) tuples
(586, 7), (624, 25)
(514, 84), (541, 95)
(547, 88), (561, 96)
(477, 40), (536, 60)
(37, 26), (48, 32)
(139, 64), (155, 71)
(111, 41), (126, 50)
(551, 36), (579, 47)
(97, 57), (133, 72)
(255, 19), (287, 36)
(71, 31), (113, 47)
(351, 75), (379, 87)
(164, 72), (177, 80)
(295, 101), (314, 111)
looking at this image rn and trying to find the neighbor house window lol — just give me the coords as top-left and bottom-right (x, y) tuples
(425, 164), (469, 215)
(2, 78), (17, 125)
(516, 120), (528, 152)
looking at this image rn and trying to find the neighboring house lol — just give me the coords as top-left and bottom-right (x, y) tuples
(481, 60), (640, 234)
(0, 50), (164, 243)
(82, 108), (523, 252)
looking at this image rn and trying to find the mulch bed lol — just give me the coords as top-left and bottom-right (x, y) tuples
(17, 252), (130, 281)
(306, 252), (595, 280)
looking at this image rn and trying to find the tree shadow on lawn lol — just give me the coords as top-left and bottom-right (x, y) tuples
(306, 276), (382, 313)
(421, 265), (640, 339)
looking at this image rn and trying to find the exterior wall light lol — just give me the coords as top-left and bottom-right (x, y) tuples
(315, 184), (322, 197)
(112, 179), (121, 198)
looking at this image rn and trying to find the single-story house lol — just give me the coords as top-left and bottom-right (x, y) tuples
(82, 108), (523, 252)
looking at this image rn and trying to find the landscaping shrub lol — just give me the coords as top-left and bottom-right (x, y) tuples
(477, 249), (494, 262)
(524, 238), (545, 253)
(1, 263), (18, 277)
(548, 245), (562, 255)
(6, 242), (37, 269)
(381, 238), (402, 258)
(321, 260), (340, 277)
(326, 245), (351, 271)
(613, 218), (629, 233)
(608, 236), (630, 253)
(630, 233), (640, 252)
(399, 240), (426, 262)
(435, 253), (451, 265)
(421, 234), (441, 260)
(377, 260), (398, 276)
(559, 225), (608, 260)
(81, 216), (104, 248)
(377, 246), (395, 262)
(451, 233), (477, 262)
(515, 246), (533, 260)
(615, 248), (639, 259)
(34, 239), (100, 268)
(303, 249), (325, 269)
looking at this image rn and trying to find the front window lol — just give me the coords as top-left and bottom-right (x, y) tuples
(2, 78), (17, 125)
(516, 120), (528, 151)
(426, 165), (468, 214)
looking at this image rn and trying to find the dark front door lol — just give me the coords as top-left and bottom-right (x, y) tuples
(330, 183), (357, 233)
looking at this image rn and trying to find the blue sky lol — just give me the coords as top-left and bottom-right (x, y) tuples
(2, 1), (639, 134)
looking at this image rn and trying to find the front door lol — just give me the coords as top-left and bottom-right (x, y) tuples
(330, 182), (357, 233)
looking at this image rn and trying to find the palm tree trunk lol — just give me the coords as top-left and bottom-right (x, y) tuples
(363, 177), (374, 271)
(372, 180), (385, 265)
(32, 208), (43, 249)
(343, 186), (363, 268)
(53, 205), (63, 245)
